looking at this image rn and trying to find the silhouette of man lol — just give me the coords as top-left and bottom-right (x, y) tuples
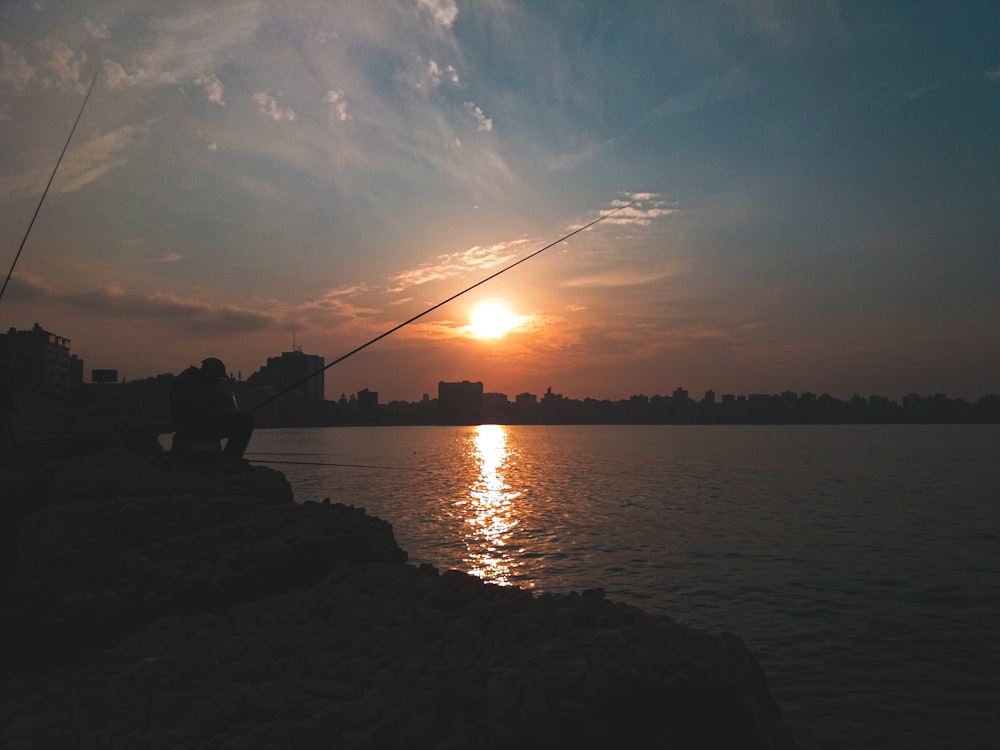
(168, 357), (253, 463)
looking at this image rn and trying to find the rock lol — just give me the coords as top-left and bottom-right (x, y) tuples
(0, 449), (798, 749)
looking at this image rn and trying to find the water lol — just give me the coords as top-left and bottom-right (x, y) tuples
(240, 424), (998, 750)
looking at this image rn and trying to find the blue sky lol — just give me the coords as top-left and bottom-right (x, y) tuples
(1, 0), (997, 402)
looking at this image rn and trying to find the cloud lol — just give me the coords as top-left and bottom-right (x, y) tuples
(85, 19), (111, 40)
(427, 59), (459, 87)
(0, 42), (35, 91)
(39, 40), (87, 92)
(729, 0), (846, 50)
(649, 65), (753, 121)
(102, 59), (135, 90)
(559, 269), (682, 289)
(0, 122), (149, 201)
(297, 285), (388, 332)
(602, 199), (675, 227)
(145, 2), (268, 83)
(464, 101), (493, 132)
(389, 240), (530, 291)
(404, 58), (461, 94)
(986, 64), (1000, 82)
(253, 89), (296, 121)
(7, 273), (275, 335)
(137, 253), (184, 264)
(323, 89), (350, 124)
(416, 0), (458, 28)
(544, 144), (596, 172)
(55, 123), (150, 194)
(196, 73), (225, 105)
(903, 82), (940, 100)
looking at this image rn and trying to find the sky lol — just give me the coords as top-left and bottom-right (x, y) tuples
(0, 0), (997, 403)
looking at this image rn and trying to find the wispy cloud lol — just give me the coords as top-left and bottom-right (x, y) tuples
(253, 89), (296, 121)
(54, 123), (151, 194)
(136, 253), (184, 264)
(323, 89), (350, 124)
(603, 195), (675, 226)
(464, 101), (493, 132)
(196, 73), (225, 106)
(649, 65), (754, 121)
(7, 273), (276, 335)
(39, 40), (87, 92)
(0, 42), (35, 91)
(560, 269), (682, 289)
(84, 19), (111, 40)
(389, 239), (531, 292)
(144, 2), (268, 83)
(298, 285), (386, 329)
(0, 122), (150, 201)
(416, 0), (459, 28)
(427, 59), (459, 87)
(102, 59), (138, 90)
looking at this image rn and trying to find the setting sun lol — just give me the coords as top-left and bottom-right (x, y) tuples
(470, 301), (519, 339)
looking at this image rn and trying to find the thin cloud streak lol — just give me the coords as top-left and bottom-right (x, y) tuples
(560, 269), (684, 289)
(7, 273), (275, 335)
(0, 123), (151, 201)
(389, 240), (531, 292)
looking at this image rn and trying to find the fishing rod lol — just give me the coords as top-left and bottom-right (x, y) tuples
(250, 199), (637, 413)
(0, 68), (100, 304)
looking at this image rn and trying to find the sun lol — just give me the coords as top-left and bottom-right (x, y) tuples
(469, 301), (519, 339)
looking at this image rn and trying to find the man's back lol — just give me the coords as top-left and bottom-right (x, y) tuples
(168, 366), (213, 432)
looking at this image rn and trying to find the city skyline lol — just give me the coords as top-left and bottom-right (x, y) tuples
(64, 327), (1000, 408)
(1, 2), (997, 403)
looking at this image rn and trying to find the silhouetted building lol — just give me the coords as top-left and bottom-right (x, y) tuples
(249, 350), (325, 402)
(92, 369), (118, 384)
(515, 392), (537, 407)
(357, 388), (379, 414)
(438, 380), (483, 424)
(541, 387), (563, 407)
(0, 323), (83, 398)
(483, 392), (509, 423)
(244, 349), (326, 426)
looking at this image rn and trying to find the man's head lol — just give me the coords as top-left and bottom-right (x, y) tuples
(200, 357), (227, 381)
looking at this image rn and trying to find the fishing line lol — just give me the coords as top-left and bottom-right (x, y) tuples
(1, 68), (100, 304)
(249, 458), (430, 471)
(246, 451), (344, 457)
(250, 199), (637, 413)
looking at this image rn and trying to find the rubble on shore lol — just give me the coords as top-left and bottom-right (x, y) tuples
(1, 449), (798, 749)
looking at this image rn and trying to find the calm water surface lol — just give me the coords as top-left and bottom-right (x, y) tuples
(242, 424), (999, 750)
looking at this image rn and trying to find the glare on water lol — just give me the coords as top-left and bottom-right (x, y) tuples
(460, 425), (522, 584)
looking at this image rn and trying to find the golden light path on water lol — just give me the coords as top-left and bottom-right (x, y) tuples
(459, 424), (522, 585)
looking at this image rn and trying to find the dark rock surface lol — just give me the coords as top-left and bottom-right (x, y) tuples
(1, 450), (798, 749)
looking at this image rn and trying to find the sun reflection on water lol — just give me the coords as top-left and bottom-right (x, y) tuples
(460, 424), (522, 585)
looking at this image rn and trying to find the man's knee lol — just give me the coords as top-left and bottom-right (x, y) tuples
(224, 412), (253, 433)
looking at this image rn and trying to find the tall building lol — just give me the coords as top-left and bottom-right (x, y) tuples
(438, 380), (483, 424)
(249, 350), (325, 402)
(357, 387), (379, 414)
(0, 322), (83, 398)
(244, 349), (326, 426)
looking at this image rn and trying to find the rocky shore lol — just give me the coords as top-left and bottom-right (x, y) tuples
(2, 449), (798, 749)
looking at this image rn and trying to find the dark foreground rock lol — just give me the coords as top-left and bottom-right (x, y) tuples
(1, 450), (798, 749)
